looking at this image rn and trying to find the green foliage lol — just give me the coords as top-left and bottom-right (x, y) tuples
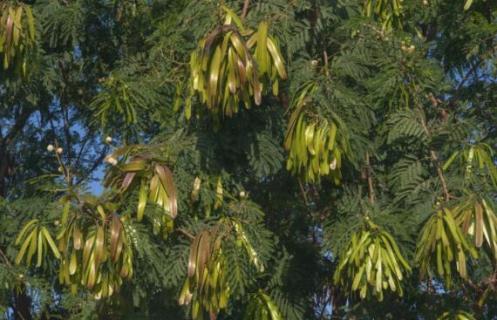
(0, 0), (497, 319)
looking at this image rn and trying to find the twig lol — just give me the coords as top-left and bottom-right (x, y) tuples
(365, 152), (375, 204)
(241, 0), (250, 19)
(0, 247), (12, 268)
(323, 50), (329, 77)
(413, 87), (451, 202)
(177, 228), (194, 240)
(417, 110), (451, 202)
(298, 179), (319, 242)
(298, 179), (310, 207)
(16, 310), (27, 320)
(455, 59), (483, 92)
(53, 140), (72, 187)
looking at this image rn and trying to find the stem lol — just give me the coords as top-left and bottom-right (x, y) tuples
(53, 140), (72, 187)
(177, 228), (194, 240)
(298, 180), (319, 243)
(365, 152), (375, 204)
(0, 247), (12, 268)
(298, 179), (310, 207)
(413, 84), (451, 202)
(241, 0), (250, 19)
(417, 108), (451, 201)
(323, 50), (329, 77)
(432, 150), (450, 201)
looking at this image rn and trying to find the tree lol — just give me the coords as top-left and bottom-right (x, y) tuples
(0, 0), (496, 319)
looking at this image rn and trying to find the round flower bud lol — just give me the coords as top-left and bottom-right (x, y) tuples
(47, 144), (55, 152)
(105, 156), (118, 166)
(56, 147), (63, 154)
(239, 191), (246, 198)
(58, 166), (63, 173)
(311, 60), (319, 66)
(105, 136), (113, 143)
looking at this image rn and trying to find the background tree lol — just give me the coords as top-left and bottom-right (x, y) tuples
(0, 0), (497, 319)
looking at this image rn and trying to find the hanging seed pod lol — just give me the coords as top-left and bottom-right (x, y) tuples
(104, 146), (178, 229)
(455, 195), (497, 261)
(284, 82), (349, 184)
(0, 2), (36, 76)
(334, 221), (411, 301)
(415, 207), (478, 288)
(437, 310), (476, 320)
(180, 227), (230, 320)
(15, 220), (61, 267)
(243, 290), (283, 320)
(186, 6), (287, 119)
(363, 0), (404, 31)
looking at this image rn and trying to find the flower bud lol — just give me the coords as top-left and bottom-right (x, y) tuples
(105, 155), (118, 166)
(105, 136), (113, 143)
(239, 191), (246, 198)
(56, 147), (63, 154)
(47, 144), (54, 152)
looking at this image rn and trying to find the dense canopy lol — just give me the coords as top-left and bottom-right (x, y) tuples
(1, 0), (497, 319)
